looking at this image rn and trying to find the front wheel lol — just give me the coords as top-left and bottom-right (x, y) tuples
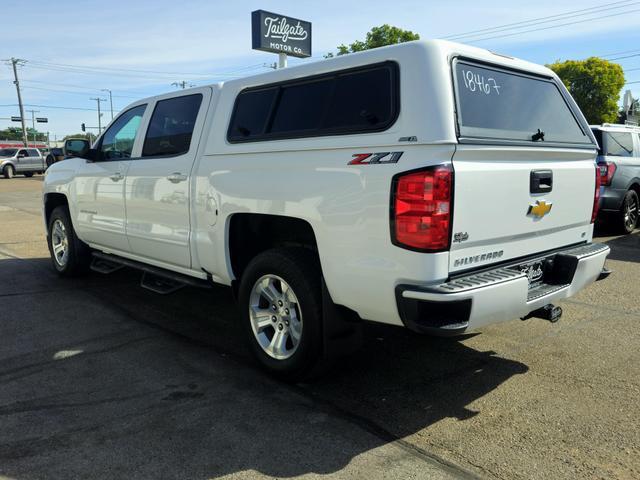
(619, 190), (639, 234)
(238, 248), (323, 382)
(47, 206), (91, 276)
(3, 165), (15, 179)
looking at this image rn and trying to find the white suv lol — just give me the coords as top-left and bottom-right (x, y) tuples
(43, 40), (610, 380)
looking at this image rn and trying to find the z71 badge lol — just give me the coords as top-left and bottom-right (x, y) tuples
(348, 152), (403, 165)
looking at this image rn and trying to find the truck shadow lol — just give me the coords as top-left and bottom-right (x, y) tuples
(0, 257), (527, 479)
(599, 230), (640, 264)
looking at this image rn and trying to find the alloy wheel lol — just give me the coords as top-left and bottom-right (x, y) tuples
(248, 274), (303, 360)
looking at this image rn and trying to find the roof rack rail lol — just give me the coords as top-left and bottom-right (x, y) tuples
(601, 123), (639, 129)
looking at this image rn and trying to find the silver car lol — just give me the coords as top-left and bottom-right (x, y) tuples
(591, 124), (640, 233)
(0, 147), (47, 179)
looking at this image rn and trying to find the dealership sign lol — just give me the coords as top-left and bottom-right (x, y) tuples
(251, 10), (311, 58)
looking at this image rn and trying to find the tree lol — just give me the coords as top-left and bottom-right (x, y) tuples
(548, 57), (625, 124)
(326, 24), (419, 57)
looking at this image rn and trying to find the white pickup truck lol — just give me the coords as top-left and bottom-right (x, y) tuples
(43, 40), (610, 380)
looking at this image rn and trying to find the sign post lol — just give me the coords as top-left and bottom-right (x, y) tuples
(252, 10), (311, 68)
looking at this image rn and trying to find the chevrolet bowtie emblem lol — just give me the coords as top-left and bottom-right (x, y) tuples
(528, 200), (553, 218)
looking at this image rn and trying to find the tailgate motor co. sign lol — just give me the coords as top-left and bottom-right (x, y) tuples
(251, 10), (311, 58)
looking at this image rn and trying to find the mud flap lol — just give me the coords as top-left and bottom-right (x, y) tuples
(321, 278), (363, 361)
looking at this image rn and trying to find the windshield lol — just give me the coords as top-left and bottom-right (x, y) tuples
(0, 148), (18, 157)
(454, 60), (592, 146)
(591, 129), (635, 157)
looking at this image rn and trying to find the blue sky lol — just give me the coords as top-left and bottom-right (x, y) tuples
(2, 0), (639, 139)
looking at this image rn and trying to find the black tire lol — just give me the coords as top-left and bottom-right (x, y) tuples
(23, 172), (34, 178)
(619, 189), (639, 234)
(3, 164), (15, 179)
(46, 155), (54, 168)
(238, 248), (323, 382)
(47, 205), (91, 276)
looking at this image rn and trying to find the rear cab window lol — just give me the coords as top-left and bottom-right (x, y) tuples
(453, 59), (593, 147)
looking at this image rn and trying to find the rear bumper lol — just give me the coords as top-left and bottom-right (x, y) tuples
(396, 243), (610, 335)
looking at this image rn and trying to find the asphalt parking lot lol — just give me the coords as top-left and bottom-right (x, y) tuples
(0, 176), (639, 480)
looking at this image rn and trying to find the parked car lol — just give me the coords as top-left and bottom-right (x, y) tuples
(591, 124), (640, 233)
(43, 40), (610, 380)
(0, 147), (46, 178)
(45, 147), (65, 168)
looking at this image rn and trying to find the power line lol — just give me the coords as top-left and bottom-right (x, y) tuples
(26, 60), (267, 79)
(22, 85), (139, 99)
(451, 7), (640, 43)
(0, 103), (116, 112)
(609, 53), (640, 61)
(21, 79), (151, 96)
(599, 48), (640, 58)
(443, 0), (638, 40)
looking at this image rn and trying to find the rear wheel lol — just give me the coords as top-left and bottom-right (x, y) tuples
(47, 206), (91, 276)
(3, 165), (15, 179)
(619, 190), (639, 234)
(238, 248), (323, 382)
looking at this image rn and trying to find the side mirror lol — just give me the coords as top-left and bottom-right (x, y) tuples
(64, 139), (90, 158)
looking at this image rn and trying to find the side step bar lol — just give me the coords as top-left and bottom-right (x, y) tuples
(90, 252), (212, 294)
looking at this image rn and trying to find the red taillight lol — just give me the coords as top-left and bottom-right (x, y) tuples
(598, 161), (616, 186)
(392, 165), (453, 251)
(592, 164), (601, 224)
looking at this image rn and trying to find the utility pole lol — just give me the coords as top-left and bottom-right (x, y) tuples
(6, 58), (28, 147)
(26, 109), (39, 144)
(90, 97), (106, 133)
(171, 81), (194, 90)
(101, 89), (114, 120)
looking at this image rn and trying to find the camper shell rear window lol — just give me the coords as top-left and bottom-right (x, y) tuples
(453, 59), (593, 147)
(227, 61), (399, 143)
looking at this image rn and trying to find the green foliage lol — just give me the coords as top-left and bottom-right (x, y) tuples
(326, 24), (420, 58)
(548, 57), (626, 124)
(0, 127), (47, 142)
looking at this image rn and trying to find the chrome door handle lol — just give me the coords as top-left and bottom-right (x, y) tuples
(109, 172), (124, 182)
(167, 172), (187, 183)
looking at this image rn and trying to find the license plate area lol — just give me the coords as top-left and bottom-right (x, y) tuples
(516, 259), (546, 290)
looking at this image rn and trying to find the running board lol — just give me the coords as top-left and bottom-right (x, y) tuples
(91, 252), (212, 294)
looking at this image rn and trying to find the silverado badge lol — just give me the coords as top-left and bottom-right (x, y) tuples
(527, 200), (552, 218)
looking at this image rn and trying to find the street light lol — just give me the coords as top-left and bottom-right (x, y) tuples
(101, 89), (114, 120)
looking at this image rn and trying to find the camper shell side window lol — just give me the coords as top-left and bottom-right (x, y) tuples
(227, 61), (400, 143)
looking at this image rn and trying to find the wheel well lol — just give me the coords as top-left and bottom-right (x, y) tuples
(44, 193), (68, 226)
(228, 214), (318, 281)
(629, 183), (640, 198)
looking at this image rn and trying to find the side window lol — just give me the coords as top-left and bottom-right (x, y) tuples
(142, 94), (203, 157)
(18, 149), (27, 157)
(100, 104), (146, 160)
(228, 88), (278, 140)
(270, 79), (333, 134)
(27, 149), (39, 156)
(227, 62), (399, 142)
(605, 132), (634, 157)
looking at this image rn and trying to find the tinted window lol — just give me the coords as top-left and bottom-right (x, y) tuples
(142, 94), (203, 157)
(100, 104), (146, 160)
(18, 149), (27, 156)
(227, 62), (398, 142)
(0, 149), (18, 157)
(27, 149), (39, 156)
(270, 79), (332, 134)
(228, 88), (277, 139)
(325, 67), (393, 129)
(604, 132), (634, 157)
(455, 61), (590, 145)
